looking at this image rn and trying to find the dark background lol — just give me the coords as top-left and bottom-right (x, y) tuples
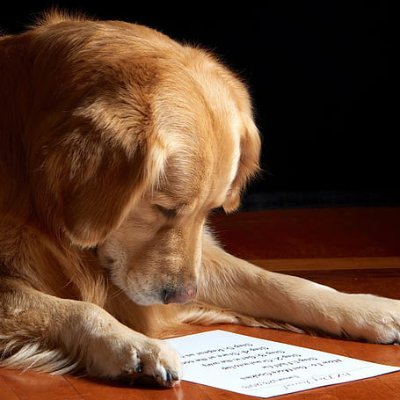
(1, 2), (397, 210)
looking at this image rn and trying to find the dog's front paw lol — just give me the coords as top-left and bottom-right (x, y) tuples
(138, 338), (182, 387)
(340, 294), (400, 344)
(86, 333), (181, 387)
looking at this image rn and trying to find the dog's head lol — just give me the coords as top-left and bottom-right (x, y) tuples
(26, 15), (261, 305)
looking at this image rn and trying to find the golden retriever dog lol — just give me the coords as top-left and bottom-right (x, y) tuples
(1, 12), (399, 387)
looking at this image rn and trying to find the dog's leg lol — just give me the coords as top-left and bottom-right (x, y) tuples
(199, 233), (400, 343)
(0, 278), (181, 386)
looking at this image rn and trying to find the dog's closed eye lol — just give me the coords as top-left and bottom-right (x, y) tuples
(155, 205), (177, 219)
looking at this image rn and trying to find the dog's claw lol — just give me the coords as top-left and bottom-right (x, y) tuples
(164, 369), (180, 386)
(135, 362), (143, 373)
(166, 370), (172, 382)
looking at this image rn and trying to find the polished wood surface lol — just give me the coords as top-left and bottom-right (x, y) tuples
(1, 207), (400, 399)
(211, 207), (400, 260)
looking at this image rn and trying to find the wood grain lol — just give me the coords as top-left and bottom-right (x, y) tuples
(250, 256), (400, 271)
(210, 207), (400, 261)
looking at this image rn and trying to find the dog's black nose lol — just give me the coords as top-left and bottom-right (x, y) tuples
(163, 284), (197, 304)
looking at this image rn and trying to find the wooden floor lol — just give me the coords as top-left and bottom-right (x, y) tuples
(1, 207), (400, 400)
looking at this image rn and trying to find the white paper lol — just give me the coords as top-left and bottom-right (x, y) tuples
(166, 330), (400, 398)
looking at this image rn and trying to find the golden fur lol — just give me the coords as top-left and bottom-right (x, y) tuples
(1, 12), (399, 386)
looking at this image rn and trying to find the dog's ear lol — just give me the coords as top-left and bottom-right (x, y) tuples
(223, 114), (261, 213)
(40, 100), (162, 247)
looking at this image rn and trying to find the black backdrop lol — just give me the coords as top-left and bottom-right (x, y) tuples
(1, 2), (397, 209)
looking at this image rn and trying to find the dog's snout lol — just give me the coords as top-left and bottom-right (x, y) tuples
(163, 284), (197, 304)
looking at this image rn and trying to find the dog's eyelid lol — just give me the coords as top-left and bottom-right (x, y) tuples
(155, 205), (178, 218)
